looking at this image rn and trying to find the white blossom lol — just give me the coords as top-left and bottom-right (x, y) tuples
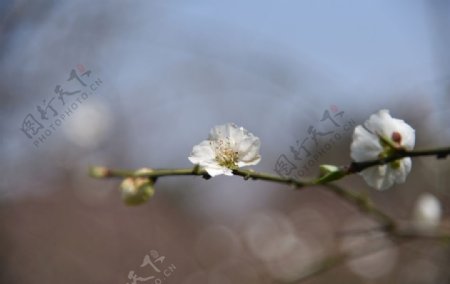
(188, 123), (261, 177)
(351, 109), (415, 190)
(413, 193), (442, 232)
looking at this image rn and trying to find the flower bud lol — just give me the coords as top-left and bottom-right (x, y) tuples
(120, 177), (155, 206)
(317, 164), (346, 184)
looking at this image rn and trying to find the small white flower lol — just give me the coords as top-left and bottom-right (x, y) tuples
(351, 109), (415, 190)
(413, 193), (442, 232)
(188, 123), (261, 176)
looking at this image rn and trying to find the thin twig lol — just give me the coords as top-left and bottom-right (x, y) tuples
(91, 145), (450, 185)
(90, 166), (317, 188)
(322, 183), (396, 231)
(347, 146), (450, 173)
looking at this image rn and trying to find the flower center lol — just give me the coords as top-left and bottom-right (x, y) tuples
(213, 138), (239, 169)
(391, 131), (402, 144)
(378, 131), (404, 169)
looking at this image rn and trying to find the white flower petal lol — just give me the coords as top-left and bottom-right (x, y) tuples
(398, 124), (415, 150)
(364, 109), (415, 149)
(360, 165), (393, 190)
(351, 125), (383, 161)
(209, 123), (239, 141)
(205, 165), (232, 177)
(237, 137), (261, 167)
(379, 167), (399, 190)
(188, 140), (216, 165)
(228, 124), (248, 145)
(364, 109), (393, 138)
(393, 158), (412, 184)
(188, 141), (230, 177)
(237, 157), (261, 167)
(359, 167), (381, 188)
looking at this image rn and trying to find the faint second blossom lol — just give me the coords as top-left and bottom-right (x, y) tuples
(351, 109), (415, 190)
(413, 193), (442, 232)
(188, 123), (261, 177)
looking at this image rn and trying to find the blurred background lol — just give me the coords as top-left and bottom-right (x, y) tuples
(1, 0), (450, 283)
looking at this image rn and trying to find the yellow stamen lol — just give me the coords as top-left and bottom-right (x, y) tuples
(213, 138), (239, 168)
